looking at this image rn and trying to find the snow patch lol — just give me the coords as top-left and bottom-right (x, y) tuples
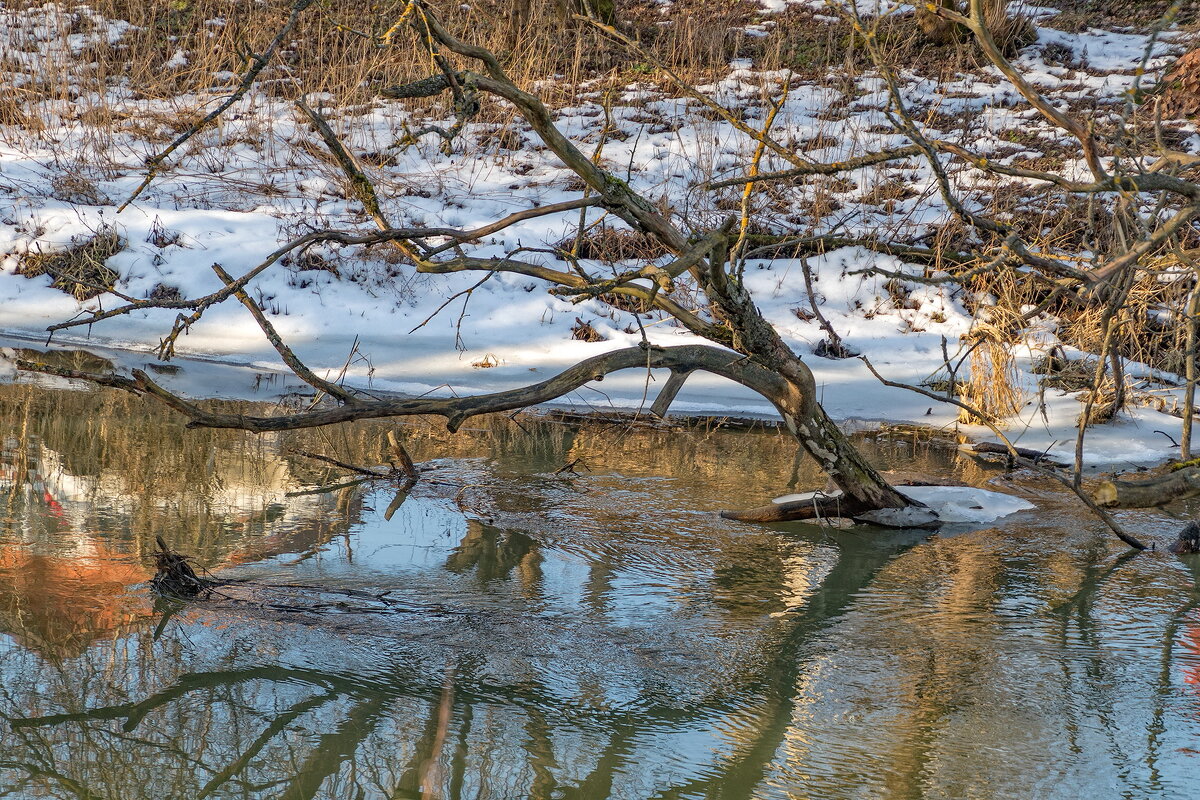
(896, 485), (1035, 524)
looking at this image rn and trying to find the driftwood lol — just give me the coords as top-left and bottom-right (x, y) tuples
(967, 441), (1063, 465)
(149, 539), (462, 615)
(150, 536), (214, 598)
(722, 491), (941, 529)
(1093, 466), (1200, 508)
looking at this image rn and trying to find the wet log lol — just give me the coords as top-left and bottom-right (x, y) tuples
(722, 492), (872, 523)
(1093, 466), (1200, 508)
(966, 441), (1062, 465)
(721, 491), (941, 529)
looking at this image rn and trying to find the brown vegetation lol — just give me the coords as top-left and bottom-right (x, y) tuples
(17, 230), (124, 300)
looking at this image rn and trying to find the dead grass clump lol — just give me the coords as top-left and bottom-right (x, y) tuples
(913, 1), (1035, 54)
(958, 336), (1023, 423)
(598, 293), (652, 314)
(49, 174), (108, 205)
(796, 193), (842, 222)
(561, 226), (670, 262)
(916, 1), (959, 44)
(1031, 351), (1097, 391)
(0, 95), (44, 131)
(1059, 257), (1192, 375)
(955, 311), (1025, 423)
(863, 179), (917, 206)
(146, 218), (181, 248)
(1078, 390), (1120, 427)
(476, 126), (525, 150)
(799, 134), (840, 152)
(147, 283), (183, 302)
(18, 230), (124, 300)
(570, 317), (605, 342)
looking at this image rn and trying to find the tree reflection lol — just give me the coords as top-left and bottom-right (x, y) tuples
(0, 520), (923, 800)
(4, 383), (1199, 798)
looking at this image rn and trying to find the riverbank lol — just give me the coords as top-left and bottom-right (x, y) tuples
(1, 1), (1195, 469)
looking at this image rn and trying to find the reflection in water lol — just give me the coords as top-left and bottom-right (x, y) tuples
(0, 383), (1199, 798)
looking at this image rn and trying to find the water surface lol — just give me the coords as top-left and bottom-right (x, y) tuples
(1, 382), (1198, 799)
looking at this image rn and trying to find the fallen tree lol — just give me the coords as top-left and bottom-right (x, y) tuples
(14, 1), (939, 528)
(1093, 465), (1200, 508)
(10, 0), (1199, 543)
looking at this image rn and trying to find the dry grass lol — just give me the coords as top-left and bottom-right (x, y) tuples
(957, 334), (1024, 424)
(17, 230), (125, 300)
(1031, 351), (1098, 391)
(0, 0), (1042, 137)
(1, 0), (769, 115)
(560, 225), (670, 262)
(1059, 254), (1194, 376)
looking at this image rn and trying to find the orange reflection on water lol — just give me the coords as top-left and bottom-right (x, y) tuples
(0, 544), (153, 658)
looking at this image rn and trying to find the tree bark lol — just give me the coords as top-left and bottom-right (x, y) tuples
(721, 490), (940, 528)
(1093, 466), (1200, 508)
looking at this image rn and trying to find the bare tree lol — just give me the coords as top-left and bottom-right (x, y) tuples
(9, 0), (1197, 541)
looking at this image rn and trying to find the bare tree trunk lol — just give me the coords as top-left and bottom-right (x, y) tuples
(392, 13), (921, 520)
(1183, 271), (1199, 459)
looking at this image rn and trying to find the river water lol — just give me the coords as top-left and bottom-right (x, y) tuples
(1, 380), (1198, 799)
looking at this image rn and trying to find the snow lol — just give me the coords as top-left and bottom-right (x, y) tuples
(0, 348), (15, 382)
(0, 1), (1193, 474)
(895, 485), (1036, 524)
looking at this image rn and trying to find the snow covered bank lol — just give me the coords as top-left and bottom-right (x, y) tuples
(1, 2), (1195, 470)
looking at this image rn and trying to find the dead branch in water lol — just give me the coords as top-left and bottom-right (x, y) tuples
(151, 536), (214, 598)
(149, 538), (463, 615)
(1093, 466), (1200, 508)
(286, 447), (401, 479)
